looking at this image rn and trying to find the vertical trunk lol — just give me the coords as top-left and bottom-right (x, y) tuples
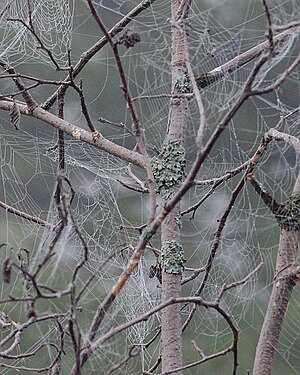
(160, 1), (189, 373)
(161, 207), (184, 374)
(253, 174), (300, 374)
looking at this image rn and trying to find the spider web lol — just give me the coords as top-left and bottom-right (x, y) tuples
(0, 0), (74, 67)
(0, 0), (300, 374)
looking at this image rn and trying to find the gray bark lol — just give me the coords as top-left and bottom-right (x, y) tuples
(160, 1), (189, 373)
(253, 173), (300, 374)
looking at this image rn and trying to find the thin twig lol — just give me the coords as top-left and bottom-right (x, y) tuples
(0, 59), (37, 111)
(104, 346), (140, 375)
(181, 266), (205, 285)
(127, 164), (148, 191)
(98, 116), (133, 134)
(42, 0), (158, 110)
(183, 26), (206, 151)
(132, 93), (194, 101)
(262, 0), (274, 54)
(117, 178), (148, 193)
(0, 199), (54, 230)
(0, 73), (69, 85)
(0, 319), (64, 373)
(71, 79), (97, 133)
(181, 160), (251, 218)
(194, 160), (253, 186)
(85, 0), (157, 224)
(182, 174), (247, 333)
(250, 50), (300, 95)
(144, 347), (232, 375)
(215, 262), (263, 304)
(274, 21), (300, 32)
(7, 6), (66, 71)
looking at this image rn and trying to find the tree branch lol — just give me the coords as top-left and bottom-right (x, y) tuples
(0, 199), (54, 229)
(0, 100), (145, 168)
(42, 0), (158, 110)
(246, 130), (300, 374)
(195, 25), (300, 89)
(85, 0), (157, 223)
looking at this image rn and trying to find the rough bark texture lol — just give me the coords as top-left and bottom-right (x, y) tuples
(160, 1), (189, 373)
(161, 207), (183, 374)
(253, 173), (300, 374)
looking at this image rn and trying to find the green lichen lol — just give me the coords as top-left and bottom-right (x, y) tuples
(175, 72), (192, 93)
(152, 140), (186, 199)
(175, 71), (220, 92)
(161, 240), (186, 274)
(195, 72), (218, 89)
(273, 192), (300, 231)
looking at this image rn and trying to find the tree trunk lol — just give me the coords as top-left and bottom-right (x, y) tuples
(160, 1), (189, 373)
(161, 207), (184, 374)
(253, 173), (300, 374)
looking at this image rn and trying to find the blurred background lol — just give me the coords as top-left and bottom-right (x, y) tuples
(0, 0), (300, 373)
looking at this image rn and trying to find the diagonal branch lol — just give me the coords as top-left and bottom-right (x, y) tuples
(0, 100), (145, 168)
(253, 179), (300, 374)
(89, 260), (260, 375)
(85, 0), (156, 223)
(250, 50), (300, 95)
(195, 25), (300, 89)
(261, 0), (275, 54)
(245, 128), (300, 374)
(0, 199), (54, 229)
(73, 45), (286, 372)
(42, 0), (158, 110)
(0, 60), (37, 111)
(182, 174), (248, 333)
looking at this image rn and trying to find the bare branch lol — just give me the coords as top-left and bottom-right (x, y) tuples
(261, 0), (275, 54)
(195, 25), (300, 89)
(181, 266), (205, 285)
(250, 50), (300, 95)
(274, 21), (300, 32)
(126, 164), (148, 191)
(184, 44), (206, 151)
(0, 199), (54, 230)
(42, 0), (158, 110)
(85, 0), (157, 223)
(0, 100), (145, 168)
(144, 347), (232, 375)
(7, 9), (66, 71)
(132, 93), (194, 101)
(0, 60), (37, 111)
(0, 318), (64, 373)
(117, 178), (148, 193)
(182, 175), (247, 332)
(215, 262), (263, 304)
(182, 160), (250, 218)
(104, 346), (140, 375)
(71, 78), (97, 133)
(266, 128), (300, 153)
(98, 116), (132, 134)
